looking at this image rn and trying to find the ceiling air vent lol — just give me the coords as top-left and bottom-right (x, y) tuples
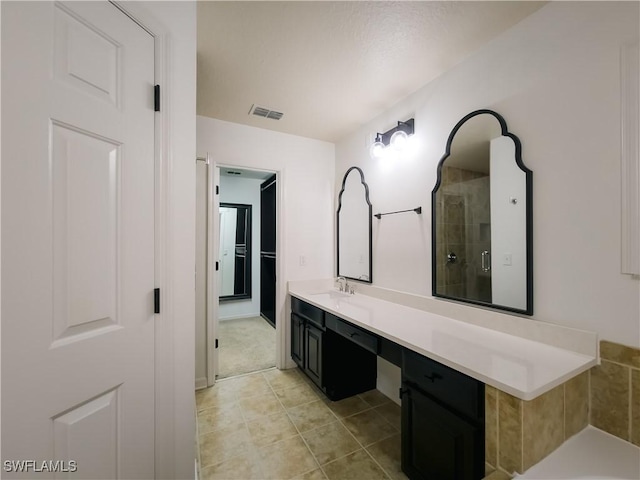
(249, 104), (284, 121)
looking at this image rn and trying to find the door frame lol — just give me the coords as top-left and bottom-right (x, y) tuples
(206, 160), (285, 386)
(108, 2), (175, 478)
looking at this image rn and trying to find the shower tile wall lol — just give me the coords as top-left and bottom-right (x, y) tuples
(591, 340), (640, 446)
(485, 371), (589, 475)
(436, 166), (491, 302)
(486, 339), (640, 477)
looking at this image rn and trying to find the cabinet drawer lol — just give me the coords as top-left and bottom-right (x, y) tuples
(379, 337), (403, 367)
(325, 312), (338, 331)
(291, 296), (324, 329)
(402, 349), (483, 421)
(335, 319), (379, 354)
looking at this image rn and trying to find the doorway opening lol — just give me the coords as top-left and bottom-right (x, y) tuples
(196, 160), (279, 385)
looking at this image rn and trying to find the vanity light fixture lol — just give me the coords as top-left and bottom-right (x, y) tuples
(369, 136), (386, 159)
(369, 118), (415, 159)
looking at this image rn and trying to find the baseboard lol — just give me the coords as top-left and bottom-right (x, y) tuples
(195, 377), (208, 390)
(219, 313), (261, 321)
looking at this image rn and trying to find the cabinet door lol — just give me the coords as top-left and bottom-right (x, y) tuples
(304, 324), (323, 388)
(401, 385), (483, 480)
(291, 313), (305, 368)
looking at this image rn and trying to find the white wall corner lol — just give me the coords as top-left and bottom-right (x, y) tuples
(621, 41), (640, 275)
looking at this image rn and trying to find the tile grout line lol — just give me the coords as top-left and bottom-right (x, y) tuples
(201, 369), (403, 480)
(198, 390), (258, 474)
(627, 368), (633, 443)
(273, 369), (400, 479)
(328, 394), (399, 480)
(264, 370), (329, 479)
(198, 372), (284, 476)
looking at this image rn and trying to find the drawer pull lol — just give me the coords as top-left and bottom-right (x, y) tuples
(424, 372), (443, 382)
(349, 332), (359, 338)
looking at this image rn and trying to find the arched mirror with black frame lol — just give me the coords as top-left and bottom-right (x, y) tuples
(219, 202), (252, 302)
(337, 166), (373, 283)
(432, 109), (533, 315)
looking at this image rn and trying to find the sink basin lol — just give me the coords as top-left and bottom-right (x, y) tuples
(308, 290), (352, 302)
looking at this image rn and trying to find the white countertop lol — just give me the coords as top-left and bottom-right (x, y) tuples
(288, 284), (597, 401)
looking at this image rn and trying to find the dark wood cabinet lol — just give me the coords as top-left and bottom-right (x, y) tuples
(401, 384), (482, 480)
(290, 294), (486, 480)
(290, 297), (376, 401)
(401, 350), (484, 480)
(304, 323), (323, 387)
(291, 313), (304, 368)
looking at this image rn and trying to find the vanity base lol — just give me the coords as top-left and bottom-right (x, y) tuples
(322, 330), (377, 401)
(291, 298), (377, 401)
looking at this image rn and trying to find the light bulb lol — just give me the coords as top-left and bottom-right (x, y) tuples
(369, 141), (385, 159)
(390, 130), (408, 151)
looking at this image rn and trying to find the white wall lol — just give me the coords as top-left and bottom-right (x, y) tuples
(219, 175), (263, 320)
(197, 116), (335, 368)
(335, 2), (640, 347)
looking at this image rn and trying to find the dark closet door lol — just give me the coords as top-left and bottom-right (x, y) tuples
(260, 175), (276, 253)
(260, 175), (277, 327)
(260, 254), (276, 327)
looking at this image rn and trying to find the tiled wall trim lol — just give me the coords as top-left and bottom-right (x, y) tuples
(591, 340), (640, 447)
(488, 340), (640, 477)
(486, 371), (589, 475)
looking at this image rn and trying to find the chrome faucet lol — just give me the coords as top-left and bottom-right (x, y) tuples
(337, 276), (356, 294)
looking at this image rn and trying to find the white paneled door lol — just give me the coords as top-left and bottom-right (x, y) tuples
(2, 2), (156, 478)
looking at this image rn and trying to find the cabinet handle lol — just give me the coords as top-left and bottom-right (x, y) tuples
(349, 332), (359, 338)
(424, 372), (443, 382)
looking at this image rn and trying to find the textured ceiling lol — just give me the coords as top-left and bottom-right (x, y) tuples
(197, 1), (545, 143)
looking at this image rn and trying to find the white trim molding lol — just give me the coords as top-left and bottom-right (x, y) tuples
(109, 2), (196, 479)
(621, 41), (640, 275)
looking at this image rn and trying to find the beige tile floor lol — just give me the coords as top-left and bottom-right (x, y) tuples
(195, 368), (407, 480)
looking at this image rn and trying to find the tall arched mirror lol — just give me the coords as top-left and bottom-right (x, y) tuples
(337, 166), (372, 283)
(432, 110), (533, 314)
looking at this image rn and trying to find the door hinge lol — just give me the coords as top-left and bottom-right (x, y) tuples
(154, 288), (160, 314)
(154, 85), (160, 112)
(216, 261), (219, 271)
(215, 339), (219, 348)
